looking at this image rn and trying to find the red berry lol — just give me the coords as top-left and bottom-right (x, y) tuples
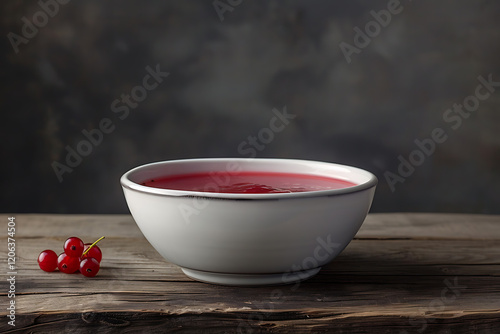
(80, 258), (100, 277)
(38, 250), (58, 272)
(82, 243), (102, 263)
(64, 237), (85, 257)
(57, 253), (80, 274)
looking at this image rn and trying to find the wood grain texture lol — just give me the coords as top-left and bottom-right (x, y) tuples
(1, 213), (499, 333)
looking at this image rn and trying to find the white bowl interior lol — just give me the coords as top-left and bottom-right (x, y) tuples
(123, 158), (377, 198)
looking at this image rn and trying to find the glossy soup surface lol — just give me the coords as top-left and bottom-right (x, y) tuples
(140, 171), (357, 193)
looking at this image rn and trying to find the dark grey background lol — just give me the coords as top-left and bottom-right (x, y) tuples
(1, 0), (499, 214)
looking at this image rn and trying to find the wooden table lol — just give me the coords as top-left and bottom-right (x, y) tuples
(1, 213), (499, 333)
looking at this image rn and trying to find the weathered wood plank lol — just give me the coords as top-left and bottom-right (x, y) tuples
(9, 238), (500, 312)
(3, 212), (500, 239)
(359, 213), (500, 240)
(4, 311), (500, 334)
(0, 213), (499, 333)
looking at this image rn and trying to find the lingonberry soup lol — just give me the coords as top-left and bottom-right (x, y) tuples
(141, 171), (356, 194)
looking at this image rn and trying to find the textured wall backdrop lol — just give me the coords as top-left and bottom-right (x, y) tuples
(1, 0), (499, 214)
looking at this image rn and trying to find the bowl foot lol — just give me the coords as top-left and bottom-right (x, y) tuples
(181, 267), (321, 286)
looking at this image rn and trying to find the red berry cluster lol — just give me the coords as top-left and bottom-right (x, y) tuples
(38, 236), (104, 277)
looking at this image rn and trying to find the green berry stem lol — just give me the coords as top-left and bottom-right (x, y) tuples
(82, 236), (105, 256)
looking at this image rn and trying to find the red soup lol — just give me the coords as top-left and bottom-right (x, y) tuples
(140, 171), (356, 194)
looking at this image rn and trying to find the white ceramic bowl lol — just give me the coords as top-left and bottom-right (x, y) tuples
(120, 158), (377, 285)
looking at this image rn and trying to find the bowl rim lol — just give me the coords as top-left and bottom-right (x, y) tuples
(120, 158), (378, 200)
